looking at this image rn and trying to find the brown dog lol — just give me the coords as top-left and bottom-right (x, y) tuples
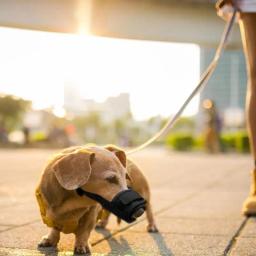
(36, 145), (130, 254)
(97, 146), (158, 233)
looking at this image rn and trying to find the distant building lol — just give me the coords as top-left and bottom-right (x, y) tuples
(23, 109), (54, 132)
(100, 93), (131, 122)
(198, 48), (247, 130)
(64, 84), (131, 122)
(64, 84), (86, 116)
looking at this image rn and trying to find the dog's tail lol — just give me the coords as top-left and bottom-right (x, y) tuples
(117, 217), (121, 225)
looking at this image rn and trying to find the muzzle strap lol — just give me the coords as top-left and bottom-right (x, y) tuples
(76, 188), (104, 202)
(76, 188), (114, 210)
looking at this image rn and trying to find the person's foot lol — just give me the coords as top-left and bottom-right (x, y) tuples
(242, 195), (256, 216)
(242, 169), (256, 216)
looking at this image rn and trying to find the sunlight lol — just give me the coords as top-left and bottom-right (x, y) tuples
(75, 0), (92, 35)
(0, 26), (200, 120)
(53, 106), (66, 118)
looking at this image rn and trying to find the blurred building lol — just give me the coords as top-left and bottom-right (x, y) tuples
(64, 84), (86, 116)
(64, 84), (131, 122)
(100, 93), (131, 123)
(198, 48), (247, 130)
(23, 109), (54, 133)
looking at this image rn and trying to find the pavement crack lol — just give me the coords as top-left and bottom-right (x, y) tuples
(128, 230), (229, 237)
(0, 224), (17, 227)
(0, 219), (40, 233)
(223, 217), (248, 256)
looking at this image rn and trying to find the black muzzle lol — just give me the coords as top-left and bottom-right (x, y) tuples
(76, 188), (146, 223)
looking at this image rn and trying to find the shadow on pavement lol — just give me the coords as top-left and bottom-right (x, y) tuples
(95, 227), (174, 256)
(149, 232), (174, 256)
(95, 228), (136, 255)
(37, 246), (58, 256)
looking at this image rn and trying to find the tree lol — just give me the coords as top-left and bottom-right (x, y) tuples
(0, 94), (31, 132)
(171, 116), (195, 133)
(73, 111), (104, 143)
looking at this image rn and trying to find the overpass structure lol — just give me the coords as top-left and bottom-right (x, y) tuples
(0, 0), (241, 48)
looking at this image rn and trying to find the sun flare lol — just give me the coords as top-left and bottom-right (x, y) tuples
(0, 26), (200, 120)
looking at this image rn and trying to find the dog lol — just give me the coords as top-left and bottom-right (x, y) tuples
(35, 144), (156, 254)
(96, 145), (158, 233)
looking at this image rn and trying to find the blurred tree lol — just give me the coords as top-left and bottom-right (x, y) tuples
(113, 118), (126, 137)
(73, 112), (103, 143)
(0, 94), (31, 132)
(171, 117), (195, 132)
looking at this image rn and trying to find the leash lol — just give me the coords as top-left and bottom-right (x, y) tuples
(126, 9), (237, 155)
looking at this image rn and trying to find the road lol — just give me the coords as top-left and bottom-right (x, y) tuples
(0, 148), (254, 255)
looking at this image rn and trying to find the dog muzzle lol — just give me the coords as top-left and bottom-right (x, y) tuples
(76, 188), (146, 223)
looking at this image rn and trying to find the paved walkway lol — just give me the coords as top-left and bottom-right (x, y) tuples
(0, 148), (255, 255)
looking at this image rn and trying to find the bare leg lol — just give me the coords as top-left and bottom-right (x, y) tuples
(38, 228), (60, 248)
(239, 13), (256, 215)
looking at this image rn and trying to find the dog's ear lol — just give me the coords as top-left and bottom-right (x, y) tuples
(52, 149), (95, 190)
(125, 172), (132, 182)
(104, 144), (126, 168)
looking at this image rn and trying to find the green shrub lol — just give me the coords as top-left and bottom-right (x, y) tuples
(193, 136), (204, 150)
(220, 133), (236, 152)
(235, 131), (250, 153)
(166, 133), (194, 151)
(31, 131), (47, 142)
(165, 131), (250, 153)
(220, 131), (250, 153)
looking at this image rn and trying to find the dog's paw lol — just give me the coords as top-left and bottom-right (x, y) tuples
(147, 224), (159, 233)
(38, 237), (56, 248)
(74, 244), (91, 255)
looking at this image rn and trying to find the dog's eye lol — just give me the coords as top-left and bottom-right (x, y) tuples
(105, 175), (119, 184)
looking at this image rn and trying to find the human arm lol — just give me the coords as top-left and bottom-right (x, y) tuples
(216, 0), (238, 20)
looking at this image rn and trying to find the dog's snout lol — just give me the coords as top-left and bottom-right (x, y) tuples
(132, 207), (145, 219)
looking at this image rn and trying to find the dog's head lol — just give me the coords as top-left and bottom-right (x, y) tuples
(52, 145), (128, 202)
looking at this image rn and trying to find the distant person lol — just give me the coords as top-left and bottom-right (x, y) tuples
(202, 99), (221, 153)
(22, 126), (30, 145)
(216, 0), (256, 215)
(0, 122), (8, 144)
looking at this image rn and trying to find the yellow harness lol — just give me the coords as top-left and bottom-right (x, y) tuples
(35, 187), (55, 228)
(35, 187), (78, 233)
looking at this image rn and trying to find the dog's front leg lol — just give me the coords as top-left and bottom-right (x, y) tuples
(74, 205), (99, 255)
(38, 228), (60, 248)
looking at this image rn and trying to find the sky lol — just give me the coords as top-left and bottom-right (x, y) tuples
(0, 26), (200, 120)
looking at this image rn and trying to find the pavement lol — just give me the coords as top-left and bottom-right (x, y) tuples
(0, 148), (255, 255)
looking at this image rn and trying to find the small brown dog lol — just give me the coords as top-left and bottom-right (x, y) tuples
(35, 144), (157, 254)
(97, 146), (158, 233)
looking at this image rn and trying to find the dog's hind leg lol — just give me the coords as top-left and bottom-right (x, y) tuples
(146, 203), (158, 233)
(96, 209), (111, 229)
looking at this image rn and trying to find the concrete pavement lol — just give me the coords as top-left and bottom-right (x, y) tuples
(0, 148), (255, 255)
